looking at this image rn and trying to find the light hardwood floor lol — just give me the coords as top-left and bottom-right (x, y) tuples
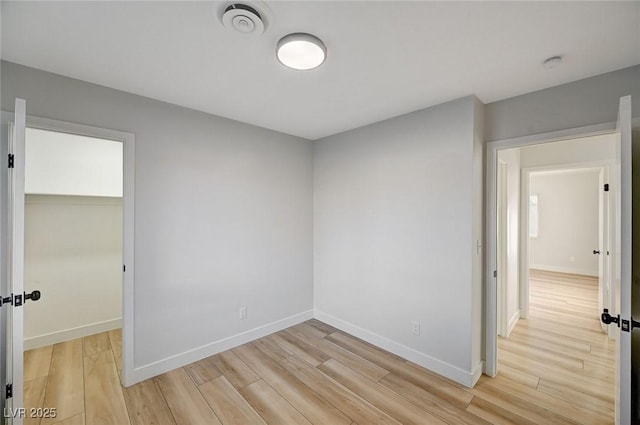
(24, 271), (614, 425)
(492, 269), (615, 425)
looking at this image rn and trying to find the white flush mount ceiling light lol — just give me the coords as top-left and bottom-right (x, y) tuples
(222, 3), (265, 35)
(543, 55), (563, 70)
(276, 33), (326, 70)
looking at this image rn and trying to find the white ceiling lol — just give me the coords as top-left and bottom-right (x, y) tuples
(2, 1), (639, 140)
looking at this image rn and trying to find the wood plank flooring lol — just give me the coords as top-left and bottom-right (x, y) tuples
(24, 271), (614, 424)
(492, 269), (615, 425)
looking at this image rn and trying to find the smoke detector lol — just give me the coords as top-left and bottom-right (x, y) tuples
(543, 55), (563, 70)
(222, 3), (265, 35)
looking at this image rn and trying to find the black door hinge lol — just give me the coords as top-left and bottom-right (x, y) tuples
(6, 383), (12, 399)
(493, 270), (497, 278)
(8, 154), (14, 169)
(604, 183), (609, 192)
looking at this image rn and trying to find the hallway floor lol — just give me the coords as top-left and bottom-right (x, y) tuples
(493, 269), (615, 425)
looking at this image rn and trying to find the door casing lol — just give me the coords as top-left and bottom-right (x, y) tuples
(485, 121), (617, 377)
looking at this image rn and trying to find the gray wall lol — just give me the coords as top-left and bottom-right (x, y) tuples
(313, 96), (484, 386)
(529, 170), (600, 276)
(1, 61), (313, 380)
(1, 59), (639, 408)
(486, 65), (640, 142)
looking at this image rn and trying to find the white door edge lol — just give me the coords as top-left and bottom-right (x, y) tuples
(614, 95), (632, 425)
(8, 98), (27, 425)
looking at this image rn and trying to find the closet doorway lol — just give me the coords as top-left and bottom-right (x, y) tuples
(23, 127), (123, 351)
(20, 120), (134, 423)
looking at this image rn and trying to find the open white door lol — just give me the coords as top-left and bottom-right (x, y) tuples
(601, 95), (632, 425)
(5, 98), (26, 425)
(615, 95), (632, 425)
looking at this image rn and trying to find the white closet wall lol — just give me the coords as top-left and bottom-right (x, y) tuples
(25, 128), (122, 197)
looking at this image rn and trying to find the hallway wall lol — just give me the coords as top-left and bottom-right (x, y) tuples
(529, 170), (600, 276)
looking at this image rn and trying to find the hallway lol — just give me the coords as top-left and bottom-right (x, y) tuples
(488, 269), (615, 424)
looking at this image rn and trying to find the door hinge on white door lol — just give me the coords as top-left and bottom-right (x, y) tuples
(604, 183), (609, 192)
(5, 383), (12, 399)
(7, 154), (14, 169)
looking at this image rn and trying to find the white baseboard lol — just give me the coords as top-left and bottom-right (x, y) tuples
(506, 310), (520, 337)
(25, 318), (122, 350)
(125, 310), (313, 386)
(529, 264), (597, 277)
(313, 309), (479, 388)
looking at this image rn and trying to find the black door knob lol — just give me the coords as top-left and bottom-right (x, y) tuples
(601, 308), (619, 325)
(593, 250), (601, 255)
(24, 290), (41, 302)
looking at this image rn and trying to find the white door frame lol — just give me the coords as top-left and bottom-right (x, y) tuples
(484, 121), (617, 377)
(496, 160), (508, 337)
(1, 113), (136, 387)
(519, 171), (530, 320)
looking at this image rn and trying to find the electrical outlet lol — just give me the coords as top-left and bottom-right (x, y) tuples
(412, 321), (420, 335)
(239, 306), (247, 320)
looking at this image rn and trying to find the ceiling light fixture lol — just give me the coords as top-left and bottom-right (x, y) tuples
(276, 33), (326, 70)
(543, 55), (562, 70)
